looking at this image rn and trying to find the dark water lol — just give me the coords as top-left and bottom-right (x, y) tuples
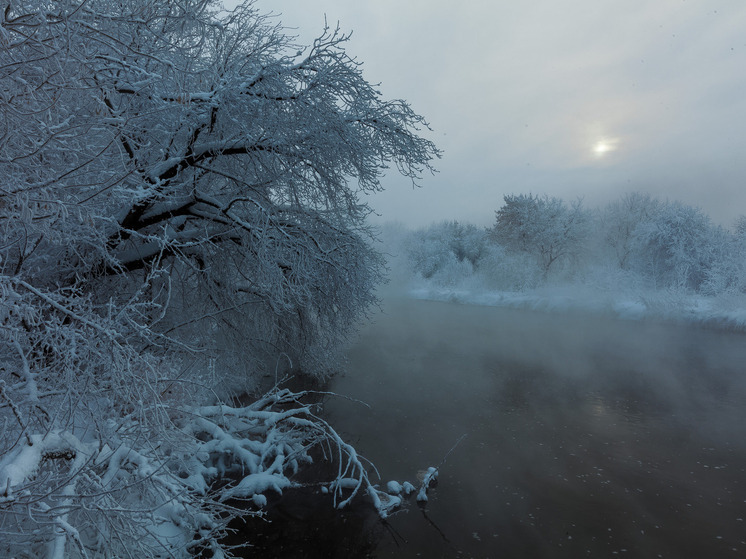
(319, 299), (746, 558)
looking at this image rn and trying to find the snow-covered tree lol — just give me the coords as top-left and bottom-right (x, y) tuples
(0, 1), (438, 556)
(632, 201), (721, 291)
(699, 226), (746, 295)
(2, 0), (437, 381)
(597, 193), (745, 294)
(600, 192), (661, 270)
(734, 215), (746, 238)
(489, 194), (590, 278)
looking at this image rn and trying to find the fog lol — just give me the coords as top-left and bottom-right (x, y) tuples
(249, 0), (746, 228)
(281, 186), (746, 557)
(10, 2), (746, 556)
(319, 299), (746, 557)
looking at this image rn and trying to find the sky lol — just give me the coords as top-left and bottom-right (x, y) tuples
(243, 0), (746, 228)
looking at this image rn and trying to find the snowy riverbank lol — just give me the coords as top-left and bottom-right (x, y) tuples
(408, 285), (746, 331)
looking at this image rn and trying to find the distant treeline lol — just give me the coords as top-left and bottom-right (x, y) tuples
(390, 192), (746, 295)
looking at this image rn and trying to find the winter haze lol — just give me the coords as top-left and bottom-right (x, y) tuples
(3, 1), (746, 557)
(251, 0), (746, 227)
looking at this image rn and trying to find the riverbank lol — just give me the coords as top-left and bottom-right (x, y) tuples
(408, 284), (746, 331)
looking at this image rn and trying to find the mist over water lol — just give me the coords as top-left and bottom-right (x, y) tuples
(324, 299), (746, 557)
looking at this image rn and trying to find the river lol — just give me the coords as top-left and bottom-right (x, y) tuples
(317, 298), (746, 558)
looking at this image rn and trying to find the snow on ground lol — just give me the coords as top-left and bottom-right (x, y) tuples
(409, 284), (746, 331)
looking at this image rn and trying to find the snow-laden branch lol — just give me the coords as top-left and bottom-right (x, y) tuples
(10, 279), (118, 340)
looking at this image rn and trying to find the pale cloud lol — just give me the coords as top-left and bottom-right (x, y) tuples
(244, 0), (746, 227)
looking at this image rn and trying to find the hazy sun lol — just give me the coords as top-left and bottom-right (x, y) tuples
(592, 138), (619, 157)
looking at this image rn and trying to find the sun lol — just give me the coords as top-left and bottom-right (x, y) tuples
(591, 137), (619, 158)
(593, 141), (612, 155)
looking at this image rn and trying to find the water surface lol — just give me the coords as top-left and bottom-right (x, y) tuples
(322, 299), (746, 558)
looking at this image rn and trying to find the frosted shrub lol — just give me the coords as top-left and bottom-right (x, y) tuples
(430, 254), (475, 287)
(477, 245), (543, 291)
(405, 221), (487, 282)
(407, 234), (457, 280)
(573, 263), (648, 294)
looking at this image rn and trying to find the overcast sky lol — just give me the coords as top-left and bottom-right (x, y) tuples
(246, 0), (746, 228)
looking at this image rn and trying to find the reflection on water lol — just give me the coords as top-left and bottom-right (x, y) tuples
(319, 299), (746, 558)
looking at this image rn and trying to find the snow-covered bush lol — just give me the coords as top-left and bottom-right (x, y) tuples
(429, 254), (475, 287)
(406, 226), (456, 280)
(405, 221), (487, 284)
(476, 245), (543, 291)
